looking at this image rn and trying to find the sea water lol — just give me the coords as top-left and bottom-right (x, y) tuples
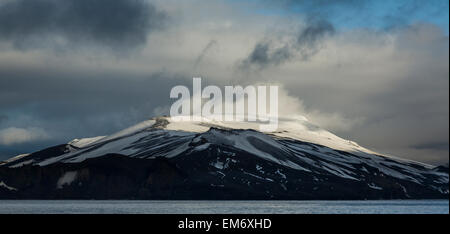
(0, 200), (448, 214)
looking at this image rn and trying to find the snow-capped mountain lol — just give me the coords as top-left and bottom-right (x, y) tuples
(0, 116), (448, 199)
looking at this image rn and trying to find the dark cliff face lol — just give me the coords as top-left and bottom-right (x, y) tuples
(0, 154), (185, 199)
(0, 144), (448, 200)
(433, 165), (449, 174)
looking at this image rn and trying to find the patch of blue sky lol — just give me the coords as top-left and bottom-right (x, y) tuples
(232, 0), (449, 35)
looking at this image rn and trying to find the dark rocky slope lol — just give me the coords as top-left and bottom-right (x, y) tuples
(0, 118), (448, 199)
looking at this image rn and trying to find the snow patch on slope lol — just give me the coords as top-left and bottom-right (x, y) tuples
(68, 136), (106, 148)
(164, 115), (377, 156)
(0, 181), (17, 191)
(3, 153), (30, 163)
(5, 116), (446, 190)
(194, 128), (311, 172)
(57, 171), (78, 189)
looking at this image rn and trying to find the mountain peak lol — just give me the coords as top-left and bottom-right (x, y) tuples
(1, 115), (448, 199)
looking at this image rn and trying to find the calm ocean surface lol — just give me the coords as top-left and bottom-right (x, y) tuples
(0, 200), (448, 214)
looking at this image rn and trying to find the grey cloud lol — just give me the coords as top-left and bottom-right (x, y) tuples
(0, 0), (168, 50)
(0, 69), (187, 120)
(194, 40), (217, 69)
(281, 23), (449, 165)
(246, 42), (270, 66)
(248, 42), (292, 67)
(295, 19), (335, 59)
(0, 115), (7, 124)
(296, 20), (334, 46)
(411, 142), (449, 151)
(0, 65), (192, 161)
(241, 19), (334, 69)
(0, 127), (49, 146)
(0, 0), (447, 168)
(241, 0), (445, 69)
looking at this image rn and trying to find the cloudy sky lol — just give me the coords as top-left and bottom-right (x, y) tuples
(0, 0), (448, 165)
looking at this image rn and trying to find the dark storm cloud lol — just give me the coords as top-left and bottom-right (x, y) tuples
(0, 69), (186, 119)
(0, 0), (168, 50)
(296, 20), (334, 47)
(0, 115), (8, 125)
(0, 66), (192, 161)
(241, 0), (345, 69)
(411, 142), (449, 151)
(241, 19), (334, 69)
(295, 19), (335, 59)
(243, 42), (288, 67)
(246, 42), (271, 66)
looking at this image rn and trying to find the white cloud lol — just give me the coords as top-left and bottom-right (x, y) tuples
(275, 86), (364, 132)
(0, 127), (49, 145)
